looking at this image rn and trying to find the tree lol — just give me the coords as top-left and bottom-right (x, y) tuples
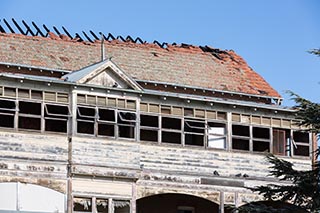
(235, 94), (319, 213)
(235, 50), (320, 212)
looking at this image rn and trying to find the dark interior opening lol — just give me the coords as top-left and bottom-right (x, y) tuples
(78, 107), (95, 117)
(96, 199), (108, 213)
(185, 134), (204, 146)
(232, 125), (249, 136)
(162, 117), (181, 130)
(118, 112), (136, 123)
(44, 105), (68, 133)
(253, 141), (270, 152)
(98, 123), (115, 136)
(77, 121), (94, 134)
(140, 129), (158, 142)
(293, 131), (309, 143)
(46, 104), (69, 115)
(253, 127), (270, 139)
(294, 145), (309, 156)
(18, 117), (41, 130)
(232, 138), (249, 150)
(140, 114), (158, 127)
(99, 109), (115, 121)
(0, 114), (14, 128)
(119, 125), (135, 138)
(19, 101), (41, 115)
(184, 120), (205, 134)
(45, 119), (67, 132)
(162, 131), (181, 144)
(0, 99), (16, 110)
(73, 200), (92, 212)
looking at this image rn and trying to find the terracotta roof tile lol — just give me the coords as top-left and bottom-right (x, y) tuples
(0, 32), (280, 98)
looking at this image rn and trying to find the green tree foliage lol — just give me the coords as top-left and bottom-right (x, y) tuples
(239, 94), (320, 213)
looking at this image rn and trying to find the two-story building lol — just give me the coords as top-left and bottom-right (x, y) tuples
(0, 19), (315, 213)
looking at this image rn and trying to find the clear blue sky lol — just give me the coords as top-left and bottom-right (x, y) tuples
(1, 0), (319, 106)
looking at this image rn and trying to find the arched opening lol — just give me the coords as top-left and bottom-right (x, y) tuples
(0, 182), (65, 212)
(238, 201), (309, 213)
(137, 193), (220, 213)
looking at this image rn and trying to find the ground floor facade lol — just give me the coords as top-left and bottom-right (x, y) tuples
(0, 131), (312, 213)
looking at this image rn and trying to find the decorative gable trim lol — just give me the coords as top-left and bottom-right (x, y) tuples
(61, 60), (143, 91)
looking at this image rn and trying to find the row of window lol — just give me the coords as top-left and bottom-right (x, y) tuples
(74, 197), (130, 213)
(0, 98), (310, 157)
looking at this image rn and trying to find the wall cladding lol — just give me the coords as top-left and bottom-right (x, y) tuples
(72, 137), (140, 171)
(140, 143), (311, 178)
(0, 131), (68, 192)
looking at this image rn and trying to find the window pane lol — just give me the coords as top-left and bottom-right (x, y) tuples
(232, 125), (249, 137)
(18, 117), (41, 130)
(253, 127), (270, 139)
(99, 109), (115, 121)
(162, 132), (181, 144)
(162, 117), (181, 130)
(140, 129), (158, 142)
(232, 138), (249, 150)
(0, 114), (14, 128)
(19, 101), (41, 115)
(185, 134), (204, 146)
(118, 112), (136, 124)
(293, 131), (309, 144)
(78, 107), (95, 117)
(184, 120), (205, 134)
(208, 136), (226, 149)
(253, 141), (270, 152)
(119, 126), (135, 138)
(45, 119), (67, 133)
(294, 145), (309, 156)
(140, 115), (158, 127)
(77, 121), (94, 134)
(0, 99), (15, 110)
(98, 123), (115, 136)
(46, 104), (69, 115)
(73, 198), (92, 212)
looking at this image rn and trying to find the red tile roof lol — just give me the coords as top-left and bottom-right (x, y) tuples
(0, 33), (280, 98)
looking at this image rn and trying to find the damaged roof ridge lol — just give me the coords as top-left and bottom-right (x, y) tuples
(0, 31), (221, 55)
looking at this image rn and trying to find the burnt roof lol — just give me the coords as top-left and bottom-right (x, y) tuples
(0, 19), (281, 99)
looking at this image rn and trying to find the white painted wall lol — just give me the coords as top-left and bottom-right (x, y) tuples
(0, 182), (65, 212)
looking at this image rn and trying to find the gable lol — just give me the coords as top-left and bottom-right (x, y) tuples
(85, 67), (128, 88)
(62, 60), (143, 91)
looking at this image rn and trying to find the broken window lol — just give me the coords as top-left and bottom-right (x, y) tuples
(161, 117), (182, 144)
(18, 101), (41, 130)
(184, 119), (205, 146)
(208, 122), (226, 149)
(73, 197), (92, 212)
(0, 99), (16, 128)
(114, 200), (130, 213)
(77, 107), (96, 135)
(98, 108), (116, 137)
(273, 129), (290, 156)
(232, 125), (250, 151)
(96, 199), (108, 213)
(140, 114), (159, 142)
(252, 127), (270, 152)
(293, 131), (310, 156)
(118, 111), (136, 139)
(44, 104), (69, 133)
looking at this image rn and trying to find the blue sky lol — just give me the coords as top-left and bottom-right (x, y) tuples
(1, 0), (319, 106)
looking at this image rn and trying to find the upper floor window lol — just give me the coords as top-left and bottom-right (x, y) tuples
(76, 105), (136, 139)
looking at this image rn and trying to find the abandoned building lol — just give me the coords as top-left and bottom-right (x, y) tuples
(0, 19), (316, 213)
